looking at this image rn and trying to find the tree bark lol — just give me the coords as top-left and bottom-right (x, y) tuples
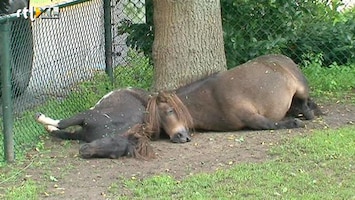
(152, 0), (227, 91)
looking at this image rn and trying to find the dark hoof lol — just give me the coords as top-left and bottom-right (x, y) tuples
(293, 118), (305, 128)
(303, 110), (315, 120)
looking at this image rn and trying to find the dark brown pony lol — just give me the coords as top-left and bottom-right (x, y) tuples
(35, 87), (155, 159)
(145, 54), (322, 143)
(79, 124), (155, 159)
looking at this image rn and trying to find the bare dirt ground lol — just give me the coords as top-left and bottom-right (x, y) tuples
(6, 102), (355, 199)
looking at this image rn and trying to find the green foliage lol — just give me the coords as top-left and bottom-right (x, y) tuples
(110, 127), (355, 199)
(119, 0), (355, 68)
(221, 0), (301, 67)
(301, 53), (355, 97)
(2, 179), (43, 200)
(282, 6), (355, 67)
(118, 0), (154, 62)
(113, 50), (153, 90)
(118, 20), (153, 62)
(222, 0), (355, 68)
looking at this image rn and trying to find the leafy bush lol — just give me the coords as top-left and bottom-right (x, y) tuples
(222, 0), (355, 68)
(301, 53), (355, 96)
(114, 50), (153, 90)
(281, 6), (355, 67)
(118, 0), (355, 69)
(117, 20), (153, 63)
(117, 0), (154, 62)
(221, 0), (302, 67)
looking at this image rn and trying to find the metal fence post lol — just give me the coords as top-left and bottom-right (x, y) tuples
(0, 19), (15, 163)
(104, 0), (113, 83)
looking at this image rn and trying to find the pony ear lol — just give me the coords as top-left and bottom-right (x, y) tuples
(148, 92), (158, 99)
(157, 91), (169, 102)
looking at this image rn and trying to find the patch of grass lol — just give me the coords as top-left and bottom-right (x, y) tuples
(109, 126), (355, 199)
(2, 179), (43, 200)
(301, 53), (355, 102)
(113, 50), (153, 90)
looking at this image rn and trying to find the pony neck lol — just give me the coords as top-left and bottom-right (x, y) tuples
(175, 72), (218, 97)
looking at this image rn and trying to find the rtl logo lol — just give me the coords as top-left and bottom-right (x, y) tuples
(16, 6), (60, 21)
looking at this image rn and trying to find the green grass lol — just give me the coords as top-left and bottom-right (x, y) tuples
(301, 53), (355, 102)
(3, 180), (42, 200)
(107, 126), (355, 199)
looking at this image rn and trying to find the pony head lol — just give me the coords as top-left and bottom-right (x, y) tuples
(145, 92), (193, 143)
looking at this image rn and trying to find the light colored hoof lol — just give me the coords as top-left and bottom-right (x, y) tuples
(45, 125), (59, 132)
(34, 112), (44, 121)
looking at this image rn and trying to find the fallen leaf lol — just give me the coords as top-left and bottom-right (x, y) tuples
(50, 176), (58, 182)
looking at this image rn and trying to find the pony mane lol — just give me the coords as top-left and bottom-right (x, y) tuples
(145, 93), (162, 140)
(145, 92), (193, 138)
(124, 123), (156, 160)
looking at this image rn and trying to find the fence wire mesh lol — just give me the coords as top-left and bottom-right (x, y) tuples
(1, 0), (354, 161)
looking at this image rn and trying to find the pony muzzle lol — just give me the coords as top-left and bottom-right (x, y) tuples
(170, 129), (191, 143)
(79, 143), (93, 158)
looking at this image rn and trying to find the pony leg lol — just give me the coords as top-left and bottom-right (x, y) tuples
(287, 98), (315, 120)
(35, 113), (60, 127)
(35, 112), (85, 129)
(35, 113), (86, 141)
(242, 113), (304, 130)
(45, 124), (83, 140)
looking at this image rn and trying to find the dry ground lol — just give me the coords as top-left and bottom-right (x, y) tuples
(7, 102), (355, 199)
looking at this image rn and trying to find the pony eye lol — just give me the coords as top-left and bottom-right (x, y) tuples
(166, 108), (174, 115)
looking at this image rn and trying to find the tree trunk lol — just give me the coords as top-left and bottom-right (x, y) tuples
(152, 0), (226, 91)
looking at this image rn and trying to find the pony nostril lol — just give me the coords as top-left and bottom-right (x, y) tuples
(172, 131), (191, 143)
(186, 136), (191, 142)
(171, 132), (185, 143)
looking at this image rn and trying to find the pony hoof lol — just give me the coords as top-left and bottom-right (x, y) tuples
(34, 112), (43, 120)
(45, 125), (59, 132)
(303, 110), (315, 120)
(294, 118), (305, 128)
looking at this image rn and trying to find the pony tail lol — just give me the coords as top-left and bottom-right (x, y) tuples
(145, 95), (161, 140)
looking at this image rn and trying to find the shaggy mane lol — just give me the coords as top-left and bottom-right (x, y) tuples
(145, 92), (193, 139)
(124, 123), (156, 160)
